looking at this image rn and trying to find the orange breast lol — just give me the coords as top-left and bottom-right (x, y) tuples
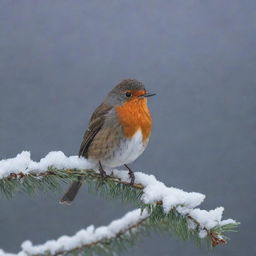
(115, 98), (152, 142)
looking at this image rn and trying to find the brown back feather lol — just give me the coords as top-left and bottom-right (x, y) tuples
(79, 103), (113, 158)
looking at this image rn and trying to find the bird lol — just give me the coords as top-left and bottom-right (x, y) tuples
(60, 79), (155, 204)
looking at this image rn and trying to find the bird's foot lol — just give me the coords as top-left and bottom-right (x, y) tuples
(99, 161), (107, 185)
(129, 171), (135, 185)
(124, 164), (135, 185)
(100, 170), (107, 184)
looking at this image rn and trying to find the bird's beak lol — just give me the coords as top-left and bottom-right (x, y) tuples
(140, 92), (156, 98)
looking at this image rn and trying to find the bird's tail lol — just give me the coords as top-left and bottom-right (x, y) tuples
(59, 177), (83, 205)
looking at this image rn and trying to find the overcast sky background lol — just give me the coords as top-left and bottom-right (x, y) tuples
(0, 1), (255, 255)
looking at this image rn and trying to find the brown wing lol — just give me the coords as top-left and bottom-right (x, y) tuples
(79, 103), (113, 158)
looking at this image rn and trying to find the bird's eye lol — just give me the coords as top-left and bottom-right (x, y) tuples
(125, 92), (132, 97)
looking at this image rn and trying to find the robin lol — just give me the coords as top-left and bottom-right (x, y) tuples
(60, 79), (155, 204)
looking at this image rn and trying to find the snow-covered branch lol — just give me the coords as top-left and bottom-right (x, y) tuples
(0, 209), (149, 256)
(0, 151), (239, 255)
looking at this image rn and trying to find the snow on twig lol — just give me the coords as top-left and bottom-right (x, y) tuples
(0, 151), (93, 179)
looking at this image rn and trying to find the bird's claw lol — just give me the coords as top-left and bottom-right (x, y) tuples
(100, 171), (107, 185)
(129, 171), (135, 185)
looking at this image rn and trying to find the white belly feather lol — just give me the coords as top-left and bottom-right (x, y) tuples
(102, 129), (147, 168)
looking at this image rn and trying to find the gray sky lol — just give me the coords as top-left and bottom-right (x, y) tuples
(0, 0), (255, 255)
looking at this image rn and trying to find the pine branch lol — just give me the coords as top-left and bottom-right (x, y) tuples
(0, 152), (239, 255)
(52, 211), (148, 256)
(1, 168), (238, 248)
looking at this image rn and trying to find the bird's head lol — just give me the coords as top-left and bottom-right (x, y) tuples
(105, 79), (156, 106)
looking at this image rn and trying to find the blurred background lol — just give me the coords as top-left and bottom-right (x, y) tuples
(0, 0), (255, 255)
